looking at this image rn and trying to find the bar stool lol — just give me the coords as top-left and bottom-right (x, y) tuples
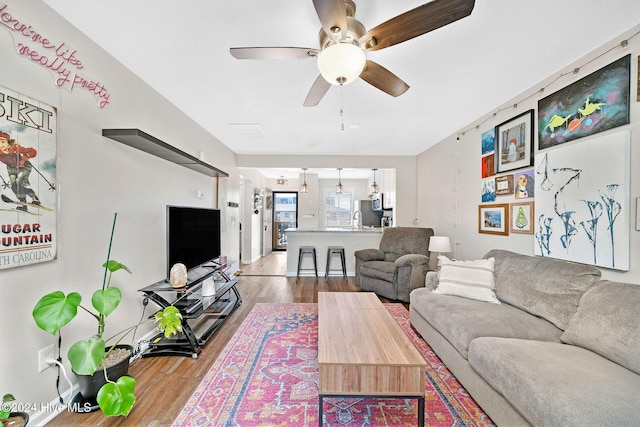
(297, 246), (318, 277)
(325, 246), (347, 279)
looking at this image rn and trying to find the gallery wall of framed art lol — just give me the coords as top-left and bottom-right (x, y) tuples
(474, 53), (632, 272)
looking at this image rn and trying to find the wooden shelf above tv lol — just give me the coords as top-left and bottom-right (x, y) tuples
(102, 128), (228, 178)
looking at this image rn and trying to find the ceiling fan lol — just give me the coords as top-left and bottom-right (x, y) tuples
(230, 0), (475, 106)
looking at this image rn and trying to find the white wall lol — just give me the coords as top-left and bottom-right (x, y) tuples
(417, 24), (640, 284)
(0, 1), (239, 421)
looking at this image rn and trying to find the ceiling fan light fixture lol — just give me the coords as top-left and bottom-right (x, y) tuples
(317, 43), (366, 85)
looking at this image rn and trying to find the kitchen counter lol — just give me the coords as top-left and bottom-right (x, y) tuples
(285, 227), (384, 277)
(286, 227), (384, 233)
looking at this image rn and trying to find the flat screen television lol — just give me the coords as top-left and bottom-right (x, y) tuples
(166, 205), (221, 280)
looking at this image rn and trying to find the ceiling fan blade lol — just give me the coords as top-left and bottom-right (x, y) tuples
(304, 75), (332, 107)
(313, 0), (347, 40)
(359, 60), (409, 97)
(230, 47), (318, 60)
(360, 0), (475, 51)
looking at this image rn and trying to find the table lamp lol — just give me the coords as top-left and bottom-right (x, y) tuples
(428, 236), (452, 269)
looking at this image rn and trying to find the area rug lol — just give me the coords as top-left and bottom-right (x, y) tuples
(172, 303), (495, 426)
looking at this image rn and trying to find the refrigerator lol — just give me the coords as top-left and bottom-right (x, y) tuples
(354, 200), (382, 227)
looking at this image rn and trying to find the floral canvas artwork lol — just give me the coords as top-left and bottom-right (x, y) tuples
(534, 131), (630, 270)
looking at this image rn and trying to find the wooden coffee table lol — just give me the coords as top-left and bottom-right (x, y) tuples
(317, 292), (426, 426)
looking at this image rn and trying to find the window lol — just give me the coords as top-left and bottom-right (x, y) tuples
(324, 189), (352, 226)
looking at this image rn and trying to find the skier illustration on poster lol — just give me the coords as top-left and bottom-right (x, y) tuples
(0, 130), (52, 213)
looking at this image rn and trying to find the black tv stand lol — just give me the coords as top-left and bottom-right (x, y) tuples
(138, 259), (242, 358)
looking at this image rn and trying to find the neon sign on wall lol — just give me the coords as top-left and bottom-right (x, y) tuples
(0, 3), (111, 108)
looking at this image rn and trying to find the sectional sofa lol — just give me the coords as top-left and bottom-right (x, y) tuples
(409, 249), (640, 426)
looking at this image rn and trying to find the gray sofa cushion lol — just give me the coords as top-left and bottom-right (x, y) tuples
(561, 280), (640, 375)
(410, 288), (563, 359)
(469, 337), (640, 427)
(485, 249), (601, 329)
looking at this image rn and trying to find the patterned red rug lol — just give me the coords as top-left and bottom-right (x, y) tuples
(172, 303), (495, 426)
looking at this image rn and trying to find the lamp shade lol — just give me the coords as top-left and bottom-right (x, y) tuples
(317, 43), (366, 85)
(428, 236), (451, 253)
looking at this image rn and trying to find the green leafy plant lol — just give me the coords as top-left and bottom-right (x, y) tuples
(1, 394), (27, 427)
(32, 213), (183, 417)
(1, 394), (15, 427)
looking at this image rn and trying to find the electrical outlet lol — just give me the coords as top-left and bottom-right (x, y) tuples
(38, 344), (55, 372)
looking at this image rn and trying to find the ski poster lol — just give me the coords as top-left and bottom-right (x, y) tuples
(0, 84), (57, 270)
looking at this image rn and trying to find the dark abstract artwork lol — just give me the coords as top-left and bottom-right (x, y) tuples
(538, 55), (630, 150)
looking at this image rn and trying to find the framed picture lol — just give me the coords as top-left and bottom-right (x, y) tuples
(481, 178), (496, 202)
(538, 54), (630, 150)
(510, 201), (534, 234)
(495, 109), (534, 173)
(481, 128), (495, 155)
(495, 174), (514, 196)
(478, 203), (509, 236)
(481, 153), (495, 178)
(514, 168), (535, 199)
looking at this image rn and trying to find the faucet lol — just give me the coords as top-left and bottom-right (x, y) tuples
(353, 210), (362, 229)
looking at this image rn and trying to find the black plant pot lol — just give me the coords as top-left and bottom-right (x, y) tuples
(6, 412), (28, 426)
(71, 344), (132, 413)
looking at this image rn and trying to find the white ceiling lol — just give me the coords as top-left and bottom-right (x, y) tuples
(43, 0), (640, 163)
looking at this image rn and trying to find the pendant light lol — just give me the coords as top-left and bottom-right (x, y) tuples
(336, 168), (344, 194)
(370, 168), (379, 194)
(277, 176), (288, 185)
(300, 168), (309, 193)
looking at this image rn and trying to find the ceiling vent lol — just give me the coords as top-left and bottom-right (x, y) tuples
(230, 123), (266, 139)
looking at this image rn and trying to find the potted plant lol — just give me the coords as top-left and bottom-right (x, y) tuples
(1, 394), (28, 427)
(32, 213), (183, 417)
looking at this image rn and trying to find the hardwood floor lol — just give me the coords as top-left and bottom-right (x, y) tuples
(239, 250), (287, 276)
(48, 260), (378, 426)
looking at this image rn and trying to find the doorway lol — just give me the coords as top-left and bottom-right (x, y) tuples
(272, 191), (298, 250)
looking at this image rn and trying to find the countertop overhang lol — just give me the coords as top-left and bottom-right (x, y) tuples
(285, 227), (384, 233)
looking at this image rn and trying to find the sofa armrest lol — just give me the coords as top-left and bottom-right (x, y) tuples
(354, 248), (384, 262)
(395, 254), (431, 302)
(395, 253), (429, 268)
(425, 271), (439, 291)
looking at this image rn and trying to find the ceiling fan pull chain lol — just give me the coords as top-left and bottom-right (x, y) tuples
(340, 85), (344, 131)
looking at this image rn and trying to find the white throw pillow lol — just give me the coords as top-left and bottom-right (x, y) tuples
(432, 255), (501, 304)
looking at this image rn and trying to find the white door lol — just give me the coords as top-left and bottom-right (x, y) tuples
(263, 188), (273, 256)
